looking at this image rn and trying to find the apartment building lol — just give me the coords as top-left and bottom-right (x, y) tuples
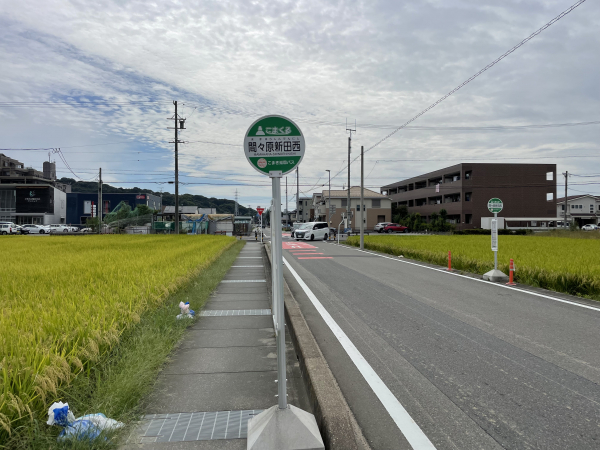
(381, 163), (557, 230)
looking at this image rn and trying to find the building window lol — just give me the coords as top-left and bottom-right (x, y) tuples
(341, 198), (347, 207)
(547, 172), (553, 181)
(591, 205), (594, 213)
(547, 192), (554, 201)
(408, 200), (414, 207)
(465, 214), (472, 224)
(561, 205), (564, 211)
(465, 192), (472, 202)
(372, 199), (380, 208)
(84, 200), (91, 214)
(465, 171), (472, 180)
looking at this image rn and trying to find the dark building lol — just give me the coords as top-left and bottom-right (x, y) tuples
(0, 154), (69, 224)
(381, 163), (557, 230)
(67, 192), (161, 224)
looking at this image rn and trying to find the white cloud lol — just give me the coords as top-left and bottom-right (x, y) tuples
(0, 0), (598, 209)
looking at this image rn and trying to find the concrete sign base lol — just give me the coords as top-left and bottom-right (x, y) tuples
(483, 269), (509, 282)
(247, 405), (324, 450)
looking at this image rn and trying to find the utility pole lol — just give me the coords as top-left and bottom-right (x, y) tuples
(169, 101), (185, 235)
(360, 146), (364, 249)
(326, 170), (331, 226)
(98, 167), (102, 234)
(296, 168), (299, 223)
(563, 171), (569, 228)
(285, 176), (288, 226)
(234, 189), (239, 216)
(346, 120), (356, 232)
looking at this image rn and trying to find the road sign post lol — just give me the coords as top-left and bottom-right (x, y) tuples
(245, 116), (323, 450)
(257, 207), (264, 243)
(483, 198), (509, 282)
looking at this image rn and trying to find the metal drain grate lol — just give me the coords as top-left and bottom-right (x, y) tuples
(200, 309), (271, 316)
(131, 410), (263, 443)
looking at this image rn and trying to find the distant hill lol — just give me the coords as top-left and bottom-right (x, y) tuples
(59, 177), (256, 216)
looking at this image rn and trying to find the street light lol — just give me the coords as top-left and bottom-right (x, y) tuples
(326, 170), (331, 225)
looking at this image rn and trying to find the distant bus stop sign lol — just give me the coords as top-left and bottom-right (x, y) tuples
(488, 198), (503, 214)
(244, 115), (305, 176)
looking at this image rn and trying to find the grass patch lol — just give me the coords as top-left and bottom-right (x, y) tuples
(346, 235), (600, 300)
(3, 239), (245, 450)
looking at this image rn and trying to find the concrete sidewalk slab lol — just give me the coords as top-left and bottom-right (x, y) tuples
(146, 371), (279, 412)
(179, 328), (275, 349)
(208, 293), (269, 302)
(192, 316), (274, 330)
(203, 301), (271, 310)
(162, 346), (279, 375)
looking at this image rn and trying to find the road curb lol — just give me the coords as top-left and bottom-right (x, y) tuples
(264, 243), (371, 450)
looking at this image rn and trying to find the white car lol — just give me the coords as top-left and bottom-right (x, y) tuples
(581, 224), (598, 231)
(0, 223), (17, 235)
(294, 222), (330, 241)
(49, 224), (70, 233)
(21, 224), (50, 234)
(374, 222), (391, 233)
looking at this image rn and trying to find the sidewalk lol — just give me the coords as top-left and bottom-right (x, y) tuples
(124, 238), (310, 449)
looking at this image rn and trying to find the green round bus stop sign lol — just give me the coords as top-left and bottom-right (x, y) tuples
(488, 198), (504, 214)
(244, 115), (305, 176)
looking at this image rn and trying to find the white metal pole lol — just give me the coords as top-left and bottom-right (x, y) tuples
(271, 175), (286, 409)
(360, 146), (364, 249)
(494, 212), (498, 270)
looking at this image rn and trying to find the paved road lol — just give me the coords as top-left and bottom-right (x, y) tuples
(275, 233), (600, 449)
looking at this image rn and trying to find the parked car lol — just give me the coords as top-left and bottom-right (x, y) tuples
(21, 224), (49, 234)
(581, 224), (598, 231)
(49, 224), (70, 233)
(374, 222), (391, 233)
(80, 227), (93, 233)
(383, 223), (409, 233)
(0, 223), (17, 235)
(13, 224), (30, 235)
(294, 222), (330, 241)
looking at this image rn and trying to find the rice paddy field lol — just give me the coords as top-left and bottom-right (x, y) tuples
(0, 235), (235, 438)
(346, 234), (600, 300)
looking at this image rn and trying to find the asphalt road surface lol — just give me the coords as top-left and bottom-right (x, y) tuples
(274, 233), (600, 450)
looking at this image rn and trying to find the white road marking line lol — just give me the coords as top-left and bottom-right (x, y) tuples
(283, 256), (437, 450)
(347, 246), (600, 313)
(231, 265), (263, 268)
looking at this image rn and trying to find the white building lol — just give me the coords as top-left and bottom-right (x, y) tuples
(556, 195), (600, 227)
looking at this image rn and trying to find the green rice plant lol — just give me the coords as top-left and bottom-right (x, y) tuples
(346, 235), (600, 299)
(0, 235), (235, 438)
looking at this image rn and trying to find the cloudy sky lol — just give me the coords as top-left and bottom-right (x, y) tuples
(1, 0), (598, 210)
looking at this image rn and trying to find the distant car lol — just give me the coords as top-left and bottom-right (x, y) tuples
(49, 224), (70, 233)
(581, 224), (598, 231)
(383, 223), (409, 233)
(0, 223), (16, 235)
(80, 227), (93, 233)
(294, 222), (330, 241)
(21, 224), (49, 234)
(374, 222), (391, 233)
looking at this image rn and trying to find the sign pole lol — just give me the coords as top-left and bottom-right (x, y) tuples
(484, 198), (507, 283)
(493, 212), (498, 270)
(271, 173), (287, 410)
(245, 115), (323, 450)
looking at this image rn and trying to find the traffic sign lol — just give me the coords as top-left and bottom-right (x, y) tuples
(244, 115), (305, 176)
(488, 198), (503, 214)
(257, 207), (265, 216)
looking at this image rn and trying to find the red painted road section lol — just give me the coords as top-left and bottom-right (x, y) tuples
(282, 242), (317, 250)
